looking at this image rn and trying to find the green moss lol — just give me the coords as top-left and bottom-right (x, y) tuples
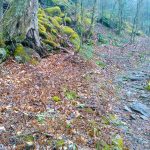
(51, 29), (58, 35)
(53, 16), (63, 24)
(0, 39), (5, 47)
(0, 48), (8, 63)
(38, 23), (46, 32)
(62, 26), (80, 50)
(83, 18), (91, 25)
(38, 17), (49, 23)
(39, 30), (47, 39)
(64, 17), (72, 24)
(52, 96), (61, 102)
(62, 26), (75, 35)
(43, 23), (53, 32)
(42, 39), (59, 48)
(14, 44), (30, 63)
(45, 6), (62, 17)
(49, 17), (61, 28)
(145, 81), (150, 91)
(55, 139), (65, 148)
(38, 8), (46, 17)
(65, 90), (78, 100)
(37, 7), (80, 51)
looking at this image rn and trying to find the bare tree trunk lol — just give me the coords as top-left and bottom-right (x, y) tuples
(87, 0), (97, 38)
(80, 0), (84, 49)
(117, 0), (124, 34)
(0, 0), (3, 21)
(130, 0), (143, 43)
(0, 0), (3, 41)
(1, 0), (40, 47)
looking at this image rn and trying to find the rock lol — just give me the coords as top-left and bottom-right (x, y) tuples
(0, 126), (6, 133)
(127, 71), (148, 81)
(129, 76), (143, 81)
(124, 106), (132, 113)
(130, 114), (137, 120)
(0, 144), (6, 150)
(0, 48), (7, 63)
(140, 94), (149, 99)
(15, 56), (24, 63)
(140, 115), (148, 120)
(130, 102), (150, 117)
(126, 91), (132, 97)
(24, 47), (41, 61)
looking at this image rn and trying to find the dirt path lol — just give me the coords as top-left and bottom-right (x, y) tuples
(94, 37), (150, 149)
(0, 52), (121, 149)
(0, 36), (149, 149)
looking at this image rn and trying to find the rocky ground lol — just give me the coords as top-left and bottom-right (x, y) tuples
(94, 33), (150, 149)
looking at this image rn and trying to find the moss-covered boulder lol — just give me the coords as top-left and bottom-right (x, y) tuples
(64, 17), (72, 25)
(0, 48), (7, 63)
(14, 44), (30, 63)
(14, 44), (40, 64)
(0, 40), (5, 48)
(38, 7), (80, 51)
(45, 6), (62, 17)
(62, 26), (80, 50)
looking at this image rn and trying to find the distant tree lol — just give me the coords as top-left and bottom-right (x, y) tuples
(87, 0), (97, 38)
(117, 0), (125, 34)
(0, 0), (3, 41)
(130, 0), (144, 43)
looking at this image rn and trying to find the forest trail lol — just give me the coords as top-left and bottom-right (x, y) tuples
(93, 37), (150, 149)
(0, 36), (150, 149)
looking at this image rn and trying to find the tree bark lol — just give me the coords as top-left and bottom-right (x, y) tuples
(0, 0), (3, 41)
(1, 0), (40, 47)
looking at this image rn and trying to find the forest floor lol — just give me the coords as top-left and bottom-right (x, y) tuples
(0, 25), (150, 149)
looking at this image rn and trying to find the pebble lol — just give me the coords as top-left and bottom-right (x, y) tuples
(0, 126), (6, 133)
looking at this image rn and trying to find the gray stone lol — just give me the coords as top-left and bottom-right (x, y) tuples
(124, 106), (132, 113)
(140, 115), (148, 120)
(0, 48), (7, 63)
(0, 126), (6, 133)
(0, 144), (6, 150)
(15, 56), (24, 63)
(130, 102), (150, 117)
(130, 114), (137, 120)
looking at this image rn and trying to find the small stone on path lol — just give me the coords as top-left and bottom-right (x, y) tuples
(130, 102), (150, 117)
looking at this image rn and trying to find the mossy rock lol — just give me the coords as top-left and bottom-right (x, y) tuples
(52, 96), (61, 102)
(64, 17), (72, 24)
(83, 18), (91, 26)
(62, 26), (80, 50)
(53, 16), (63, 24)
(37, 7), (80, 51)
(38, 8), (46, 17)
(0, 48), (8, 63)
(38, 24), (46, 32)
(0, 39), (5, 47)
(38, 23), (48, 39)
(42, 39), (60, 48)
(45, 6), (62, 17)
(55, 139), (65, 148)
(14, 44), (31, 63)
(49, 17), (61, 28)
(145, 81), (150, 91)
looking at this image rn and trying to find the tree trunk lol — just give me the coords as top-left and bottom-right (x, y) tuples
(0, 0), (3, 21)
(130, 0), (143, 43)
(1, 0), (41, 47)
(87, 0), (97, 38)
(0, 0), (3, 41)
